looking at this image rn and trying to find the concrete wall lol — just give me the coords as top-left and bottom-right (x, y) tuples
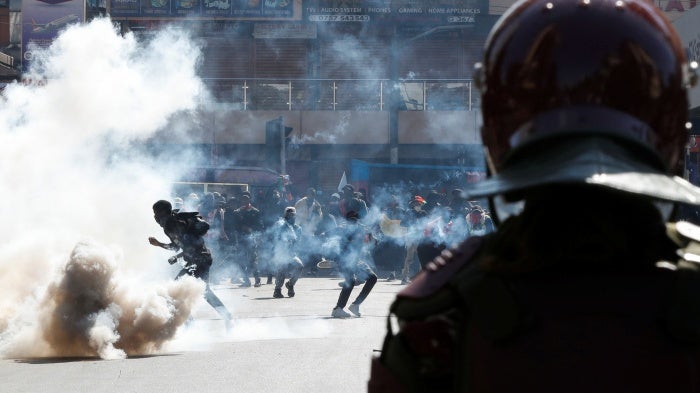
(151, 108), (481, 147)
(398, 111), (481, 144)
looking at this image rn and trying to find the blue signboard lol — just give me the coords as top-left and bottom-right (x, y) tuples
(110, 0), (298, 18)
(304, 0), (486, 24)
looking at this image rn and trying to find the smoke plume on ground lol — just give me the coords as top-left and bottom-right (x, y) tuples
(0, 18), (209, 359)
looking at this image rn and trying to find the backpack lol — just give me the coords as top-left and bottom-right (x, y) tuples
(176, 211), (210, 237)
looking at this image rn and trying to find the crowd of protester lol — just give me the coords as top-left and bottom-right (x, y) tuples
(166, 182), (495, 317)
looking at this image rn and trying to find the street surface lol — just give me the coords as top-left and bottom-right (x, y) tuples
(0, 274), (403, 393)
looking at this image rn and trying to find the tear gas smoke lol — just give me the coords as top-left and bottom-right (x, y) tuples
(0, 18), (210, 359)
(0, 16), (488, 360)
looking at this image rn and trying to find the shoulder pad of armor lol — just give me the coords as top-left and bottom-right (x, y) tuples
(397, 236), (486, 300)
(670, 221), (700, 243)
(667, 221), (700, 264)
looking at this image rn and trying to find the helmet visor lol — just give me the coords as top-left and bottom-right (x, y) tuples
(466, 137), (700, 205)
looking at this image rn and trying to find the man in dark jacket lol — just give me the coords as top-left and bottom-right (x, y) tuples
(338, 184), (368, 221)
(149, 199), (232, 331)
(230, 191), (264, 287)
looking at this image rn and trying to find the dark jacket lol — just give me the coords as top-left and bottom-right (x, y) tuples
(231, 204), (264, 245)
(162, 211), (212, 267)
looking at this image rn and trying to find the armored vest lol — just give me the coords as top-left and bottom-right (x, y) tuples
(370, 221), (700, 392)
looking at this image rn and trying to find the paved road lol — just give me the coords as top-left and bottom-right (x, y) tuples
(0, 275), (405, 393)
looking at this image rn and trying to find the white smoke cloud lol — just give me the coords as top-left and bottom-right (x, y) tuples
(292, 132), (338, 145)
(165, 317), (332, 353)
(0, 18), (209, 359)
(0, 15), (485, 360)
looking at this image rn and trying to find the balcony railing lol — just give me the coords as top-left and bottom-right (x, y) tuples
(201, 78), (479, 111)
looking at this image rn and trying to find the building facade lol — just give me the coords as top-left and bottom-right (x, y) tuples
(1, 0), (698, 194)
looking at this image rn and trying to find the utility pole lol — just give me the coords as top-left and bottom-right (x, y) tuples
(266, 116), (293, 174)
(280, 117), (286, 175)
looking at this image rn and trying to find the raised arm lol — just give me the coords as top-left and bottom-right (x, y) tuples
(148, 236), (178, 251)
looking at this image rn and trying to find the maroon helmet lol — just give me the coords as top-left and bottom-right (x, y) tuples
(468, 0), (700, 204)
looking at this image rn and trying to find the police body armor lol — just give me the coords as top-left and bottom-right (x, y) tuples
(369, 221), (700, 392)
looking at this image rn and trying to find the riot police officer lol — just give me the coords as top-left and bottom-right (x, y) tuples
(369, 0), (700, 391)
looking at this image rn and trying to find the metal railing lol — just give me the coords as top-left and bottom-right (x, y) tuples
(200, 78), (479, 111)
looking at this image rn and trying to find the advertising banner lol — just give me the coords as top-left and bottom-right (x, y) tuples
(109, 0), (299, 19)
(109, 0), (139, 15)
(141, 0), (172, 16)
(201, 0), (230, 16)
(304, 0), (485, 24)
(21, 0), (84, 72)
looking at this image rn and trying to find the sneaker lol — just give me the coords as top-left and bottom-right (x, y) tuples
(386, 272), (396, 282)
(332, 307), (351, 318)
(273, 288), (284, 298)
(400, 278), (410, 285)
(239, 280), (252, 288)
(285, 281), (295, 297)
(317, 258), (334, 269)
(348, 303), (361, 317)
(253, 281), (262, 288)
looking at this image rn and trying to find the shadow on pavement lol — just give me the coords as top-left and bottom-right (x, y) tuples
(13, 353), (180, 364)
